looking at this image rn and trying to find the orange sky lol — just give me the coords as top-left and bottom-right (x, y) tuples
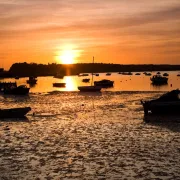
(0, 0), (180, 69)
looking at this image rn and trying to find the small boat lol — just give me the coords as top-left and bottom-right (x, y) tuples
(157, 72), (161, 74)
(177, 74), (180, 77)
(78, 73), (89, 77)
(26, 76), (37, 84)
(135, 73), (141, 75)
(3, 85), (30, 95)
(0, 107), (31, 118)
(53, 83), (66, 87)
(82, 78), (90, 83)
(0, 82), (17, 92)
(106, 73), (111, 76)
(78, 86), (101, 92)
(94, 79), (114, 87)
(145, 72), (152, 76)
(78, 57), (101, 92)
(141, 89), (180, 115)
(150, 75), (168, 84)
(163, 73), (169, 77)
(95, 73), (99, 76)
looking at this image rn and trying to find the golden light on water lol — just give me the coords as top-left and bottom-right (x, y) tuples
(55, 45), (81, 64)
(64, 76), (77, 91)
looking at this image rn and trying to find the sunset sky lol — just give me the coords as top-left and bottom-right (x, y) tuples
(0, 0), (180, 69)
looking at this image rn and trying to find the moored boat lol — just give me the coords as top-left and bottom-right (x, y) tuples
(27, 76), (37, 84)
(53, 83), (66, 87)
(150, 75), (168, 84)
(141, 89), (180, 115)
(0, 107), (31, 118)
(94, 79), (114, 87)
(78, 57), (102, 92)
(82, 78), (90, 83)
(78, 86), (101, 92)
(3, 85), (30, 95)
(163, 73), (169, 77)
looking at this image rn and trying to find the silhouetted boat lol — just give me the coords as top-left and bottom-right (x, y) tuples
(141, 89), (180, 115)
(163, 73), (169, 77)
(150, 75), (168, 84)
(53, 83), (66, 87)
(177, 74), (180, 77)
(0, 107), (31, 118)
(0, 82), (17, 92)
(94, 79), (114, 87)
(27, 76), (37, 84)
(135, 73), (141, 75)
(82, 78), (90, 83)
(3, 85), (30, 95)
(78, 57), (101, 92)
(78, 73), (89, 77)
(106, 73), (111, 76)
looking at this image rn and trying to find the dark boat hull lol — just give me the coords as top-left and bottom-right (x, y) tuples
(53, 83), (66, 87)
(0, 107), (31, 118)
(4, 87), (30, 95)
(141, 101), (180, 114)
(78, 86), (101, 92)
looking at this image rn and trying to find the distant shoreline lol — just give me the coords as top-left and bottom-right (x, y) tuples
(0, 63), (180, 78)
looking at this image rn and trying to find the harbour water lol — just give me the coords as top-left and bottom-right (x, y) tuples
(0, 71), (180, 179)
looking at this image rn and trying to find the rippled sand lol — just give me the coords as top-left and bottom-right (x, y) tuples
(0, 92), (180, 179)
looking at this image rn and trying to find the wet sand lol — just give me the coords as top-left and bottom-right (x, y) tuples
(0, 92), (180, 179)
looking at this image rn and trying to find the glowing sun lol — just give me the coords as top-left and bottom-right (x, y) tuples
(56, 47), (79, 64)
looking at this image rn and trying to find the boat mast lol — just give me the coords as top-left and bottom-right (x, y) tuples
(91, 56), (94, 86)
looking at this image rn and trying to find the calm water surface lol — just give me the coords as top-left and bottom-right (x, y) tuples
(0, 71), (180, 179)
(1, 71), (180, 92)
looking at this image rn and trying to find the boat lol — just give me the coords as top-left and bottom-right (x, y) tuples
(0, 107), (31, 118)
(163, 73), (169, 77)
(177, 74), (180, 77)
(53, 83), (66, 87)
(94, 79), (114, 87)
(135, 73), (141, 75)
(82, 78), (90, 83)
(3, 85), (30, 95)
(157, 72), (161, 74)
(26, 76), (37, 84)
(78, 86), (101, 92)
(78, 73), (89, 77)
(78, 57), (101, 92)
(106, 73), (111, 76)
(145, 72), (152, 76)
(141, 89), (180, 115)
(15, 76), (19, 79)
(150, 75), (168, 84)
(0, 82), (17, 92)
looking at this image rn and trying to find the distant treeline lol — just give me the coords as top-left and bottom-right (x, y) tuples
(1, 62), (180, 77)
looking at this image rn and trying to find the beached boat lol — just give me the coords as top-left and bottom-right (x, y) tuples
(53, 83), (66, 87)
(78, 57), (101, 92)
(0, 107), (31, 118)
(141, 89), (180, 115)
(26, 76), (37, 84)
(3, 85), (30, 95)
(150, 75), (168, 84)
(94, 79), (114, 87)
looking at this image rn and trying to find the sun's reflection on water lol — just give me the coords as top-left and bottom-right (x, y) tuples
(64, 76), (78, 91)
